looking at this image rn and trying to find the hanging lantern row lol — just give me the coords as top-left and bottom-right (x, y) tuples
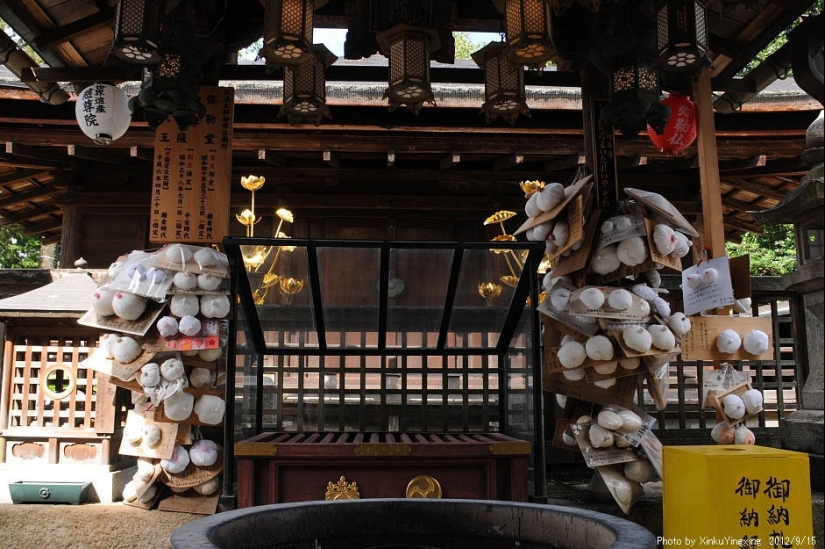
(75, 82), (133, 146)
(108, 0), (708, 131)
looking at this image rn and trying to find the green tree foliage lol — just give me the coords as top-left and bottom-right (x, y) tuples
(0, 224), (41, 268)
(454, 32), (487, 60)
(0, 19), (44, 63)
(725, 224), (797, 276)
(739, 0), (823, 75)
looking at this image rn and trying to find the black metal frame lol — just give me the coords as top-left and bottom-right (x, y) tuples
(222, 237), (548, 502)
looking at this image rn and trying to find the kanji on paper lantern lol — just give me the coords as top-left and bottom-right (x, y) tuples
(75, 82), (132, 146)
(647, 93), (697, 155)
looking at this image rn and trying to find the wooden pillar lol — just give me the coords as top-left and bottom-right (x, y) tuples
(692, 69), (726, 258)
(581, 66), (618, 218)
(58, 204), (81, 268)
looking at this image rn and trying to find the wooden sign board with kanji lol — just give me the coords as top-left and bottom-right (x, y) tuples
(150, 86), (234, 244)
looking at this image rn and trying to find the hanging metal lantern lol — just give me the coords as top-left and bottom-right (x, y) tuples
(133, 53), (206, 130)
(647, 93), (697, 154)
(260, 0), (316, 68)
(600, 52), (670, 136)
(611, 53), (661, 103)
(111, 0), (164, 65)
(75, 83), (133, 146)
(472, 41), (530, 125)
(376, 24), (440, 114)
(280, 44), (337, 126)
(656, 0), (709, 72)
(497, 0), (557, 70)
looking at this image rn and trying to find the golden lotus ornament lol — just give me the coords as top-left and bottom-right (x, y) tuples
(478, 282), (502, 299)
(276, 208), (294, 223)
(280, 277), (304, 295)
(236, 208), (257, 226)
(262, 273), (280, 287)
(519, 180), (545, 195)
(484, 211), (516, 226)
(252, 288), (266, 305)
(490, 234), (516, 252)
(241, 175), (265, 191)
(500, 275), (519, 288)
(241, 245), (270, 269)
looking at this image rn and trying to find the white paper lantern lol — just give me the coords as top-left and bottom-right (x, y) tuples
(75, 83), (132, 145)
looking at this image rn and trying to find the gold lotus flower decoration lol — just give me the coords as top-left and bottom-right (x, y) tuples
(482, 211), (525, 300)
(241, 245), (270, 269)
(241, 175), (265, 192)
(273, 208), (294, 241)
(519, 180), (545, 196)
(484, 210), (516, 226)
(276, 208), (294, 223)
(237, 175), (266, 236)
(280, 277), (304, 295)
(252, 288), (266, 305)
(478, 282), (502, 300)
(262, 273), (280, 287)
(491, 233), (516, 251)
(236, 209), (255, 224)
(500, 275), (519, 288)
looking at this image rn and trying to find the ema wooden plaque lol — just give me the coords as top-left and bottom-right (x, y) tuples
(150, 86), (233, 244)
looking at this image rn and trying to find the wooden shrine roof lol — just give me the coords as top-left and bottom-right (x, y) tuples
(0, 1), (822, 245)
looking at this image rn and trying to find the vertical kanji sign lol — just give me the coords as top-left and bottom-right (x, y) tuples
(150, 86), (233, 244)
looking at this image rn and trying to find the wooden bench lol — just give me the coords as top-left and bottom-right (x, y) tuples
(234, 431), (531, 507)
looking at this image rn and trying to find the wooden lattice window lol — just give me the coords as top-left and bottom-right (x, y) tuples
(4, 335), (99, 431)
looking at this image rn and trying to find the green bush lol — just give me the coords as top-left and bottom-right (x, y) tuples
(726, 224), (797, 276)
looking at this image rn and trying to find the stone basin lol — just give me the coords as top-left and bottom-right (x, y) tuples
(169, 498), (657, 549)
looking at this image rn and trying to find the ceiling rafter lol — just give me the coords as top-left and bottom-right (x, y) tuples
(20, 216), (63, 237)
(0, 184), (59, 209)
(0, 203), (60, 226)
(0, 168), (51, 186)
(32, 8), (115, 51)
(723, 214), (763, 235)
(722, 178), (787, 201)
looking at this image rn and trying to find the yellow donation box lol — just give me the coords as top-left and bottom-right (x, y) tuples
(663, 445), (814, 549)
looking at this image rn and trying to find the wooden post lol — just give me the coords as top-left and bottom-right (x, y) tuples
(58, 204), (81, 268)
(692, 69), (726, 259)
(693, 69), (729, 394)
(581, 66), (618, 218)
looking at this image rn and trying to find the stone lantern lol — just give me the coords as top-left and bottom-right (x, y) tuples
(752, 110), (824, 489)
